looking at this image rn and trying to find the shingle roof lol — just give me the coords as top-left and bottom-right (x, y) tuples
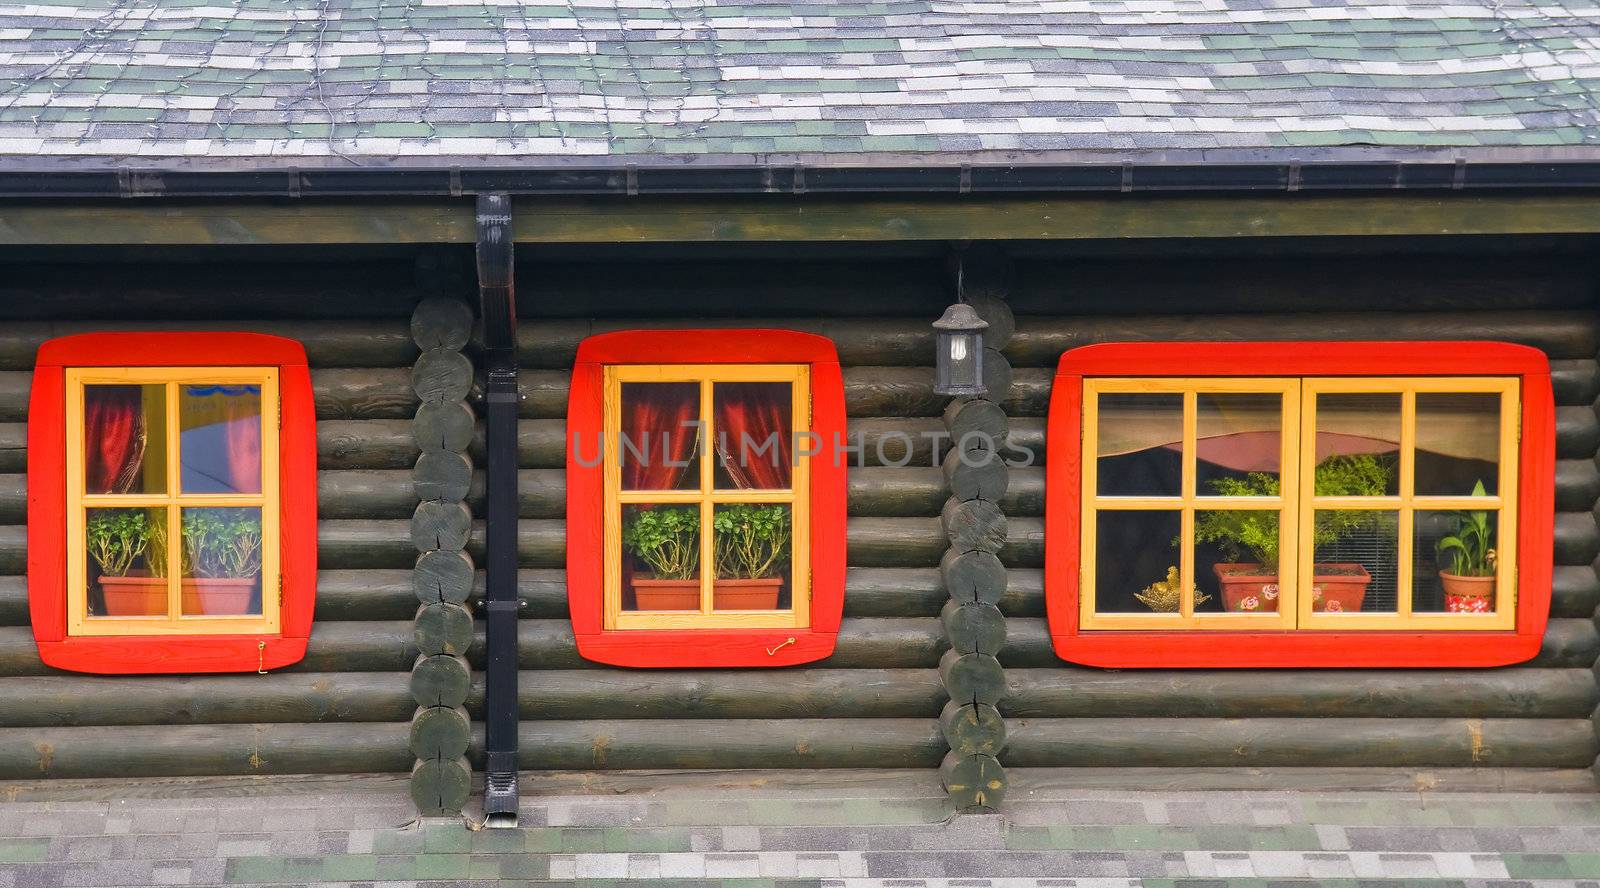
(0, 0), (1597, 170)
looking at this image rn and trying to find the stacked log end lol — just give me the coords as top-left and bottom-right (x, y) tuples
(407, 288), (476, 817)
(1592, 339), (1600, 784)
(938, 251), (1015, 812)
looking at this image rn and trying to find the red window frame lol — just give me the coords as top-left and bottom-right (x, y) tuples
(1045, 341), (1554, 668)
(29, 333), (318, 674)
(567, 330), (847, 667)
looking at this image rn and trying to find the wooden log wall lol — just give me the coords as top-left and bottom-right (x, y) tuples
(407, 295), (476, 815)
(494, 246), (1600, 786)
(0, 250), (445, 780)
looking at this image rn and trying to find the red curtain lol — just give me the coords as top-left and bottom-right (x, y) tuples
(84, 386), (147, 494)
(622, 384), (699, 489)
(715, 383), (792, 489)
(223, 389), (263, 493)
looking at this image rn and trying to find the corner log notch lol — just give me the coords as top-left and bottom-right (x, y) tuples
(407, 257), (477, 818)
(476, 193), (521, 826)
(938, 246), (1015, 811)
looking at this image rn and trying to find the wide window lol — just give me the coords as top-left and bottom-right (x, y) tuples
(567, 330), (846, 668)
(1046, 342), (1553, 668)
(30, 334), (317, 674)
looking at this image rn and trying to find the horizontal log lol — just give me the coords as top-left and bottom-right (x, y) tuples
(1002, 667), (1600, 719)
(516, 318), (936, 369)
(1549, 360), (1600, 406)
(503, 669), (942, 719)
(0, 320), (416, 370)
(0, 575), (23, 626)
(0, 424), (22, 473)
(1002, 717), (1599, 768)
(1552, 512), (1599, 566)
(1008, 765), (1600, 793)
(0, 673), (412, 727)
(509, 718), (944, 770)
(997, 617), (1600, 669)
(847, 518), (1044, 569)
(311, 369), (417, 421)
(318, 420), (419, 470)
(1554, 459), (1600, 513)
(1008, 312), (1600, 364)
(0, 723), (413, 779)
(482, 618), (946, 671)
(1557, 406), (1599, 460)
(1550, 565), (1600, 619)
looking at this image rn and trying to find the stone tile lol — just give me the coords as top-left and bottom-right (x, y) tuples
(704, 852), (761, 877)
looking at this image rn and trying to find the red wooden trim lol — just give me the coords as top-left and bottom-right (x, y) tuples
(1045, 340), (1554, 669)
(28, 333), (317, 675)
(567, 329), (846, 668)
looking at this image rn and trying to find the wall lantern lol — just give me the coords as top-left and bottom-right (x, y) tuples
(933, 302), (989, 397)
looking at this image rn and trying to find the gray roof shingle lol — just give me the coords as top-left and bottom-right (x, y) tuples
(0, 0), (1596, 169)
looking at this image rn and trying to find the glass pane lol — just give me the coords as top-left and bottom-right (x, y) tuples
(1196, 509), (1281, 613)
(1095, 510), (1182, 613)
(1314, 393), (1400, 496)
(713, 503), (793, 612)
(1416, 392), (1501, 497)
(1197, 393), (1282, 497)
(180, 384), (263, 494)
(179, 508), (264, 616)
(620, 382), (701, 491)
(1414, 508), (1501, 614)
(85, 507), (168, 617)
(1097, 394), (1181, 497)
(1312, 509), (1398, 613)
(713, 382), (793, 490)
(621, 504), (701, 611)
(83, 384), (165, 495)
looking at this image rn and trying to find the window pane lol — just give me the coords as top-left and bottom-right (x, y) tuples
(1096, 510), (1182, 613)
(180, 384), (262, 494)
(1097, 393), (1182, 497)
(713, 503), (793, 611)
(1196, 509), (1281, 613)
(179, 508), (264, 616)
(1416, 392), (1501, 497)
(83, 384), (165, 495)
(1314, 393), (1400, 496)
(713, 382), (793, 490)
(621, 504), (701, 611)
(1312, 509), (1398, 613)
(1197, 393), (1282, 496)
(86, 507), (167, 617)
(1414, 508), (1501, 614)
(620, 382), (701, 491)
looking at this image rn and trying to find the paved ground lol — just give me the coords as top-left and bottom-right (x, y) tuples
(0, 771), (1598, 886)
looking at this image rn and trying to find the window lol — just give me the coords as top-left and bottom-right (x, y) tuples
(29, 334), (317, 674)
(567, 331), (847, 667)
(1046, 342), (1553, 668)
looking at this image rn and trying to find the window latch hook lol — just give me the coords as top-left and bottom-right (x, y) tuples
(766, 637), (796, 656)
(256, 640), (268, 674)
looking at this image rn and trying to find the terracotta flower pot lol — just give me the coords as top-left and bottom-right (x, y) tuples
(1212, 562), (1373, 613)
(713, 577), (784, 610)
(1212, 564), (1281, 612)
(631, 577), (700, 611)
(182, 577), (258, 616)
(1309, 562), (1371, 613)
(1439, 571), (1495, 613)
(96, 574), (167, 616)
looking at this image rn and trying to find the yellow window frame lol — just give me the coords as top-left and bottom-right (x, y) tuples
(65, 366), (282, 636)
(602, 363), (811, 631)
(1081, 376), (1519, 632)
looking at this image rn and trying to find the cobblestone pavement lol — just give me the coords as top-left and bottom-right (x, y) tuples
(1, 771), (1598, 887)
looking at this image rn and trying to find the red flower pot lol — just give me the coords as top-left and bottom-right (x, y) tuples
(96, 574), (167, 616)
(713, 577), (784, 610)
(631, 577), (701, 611)
(1212, 562), (1373, 613)
(182, 577), (258, 616)
(1310, 563), (1371, 613)
(1439, 571), (1495, 613)
(1212, 564), (1281, 612)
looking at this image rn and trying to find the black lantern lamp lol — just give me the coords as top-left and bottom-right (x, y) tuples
(933, 301), (989, 397)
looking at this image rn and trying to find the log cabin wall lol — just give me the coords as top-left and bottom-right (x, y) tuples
(0, 246), (452, 778)
(508, 237), (1600, 785)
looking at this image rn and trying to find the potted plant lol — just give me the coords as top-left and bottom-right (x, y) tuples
(713, 504), (791, 609)
(1436, 479), (1496, 613)
(1194, 453), (1393, 613)
(88, 510), (163, 616)
(179, 509), (263, 615)
(621, 506), (700, 610)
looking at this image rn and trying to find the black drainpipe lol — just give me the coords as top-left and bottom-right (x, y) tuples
(476, 192), (520, 827)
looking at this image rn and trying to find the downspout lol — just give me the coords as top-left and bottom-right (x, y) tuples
(476, 192), (521, 827)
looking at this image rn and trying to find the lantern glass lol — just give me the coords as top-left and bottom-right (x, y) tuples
(936, 328), (984, 396)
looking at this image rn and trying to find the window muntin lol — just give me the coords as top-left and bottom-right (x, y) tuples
(603, 363), (810, 631)
(1081, 376), (1517, 632)
(66, 367), (281, 636)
